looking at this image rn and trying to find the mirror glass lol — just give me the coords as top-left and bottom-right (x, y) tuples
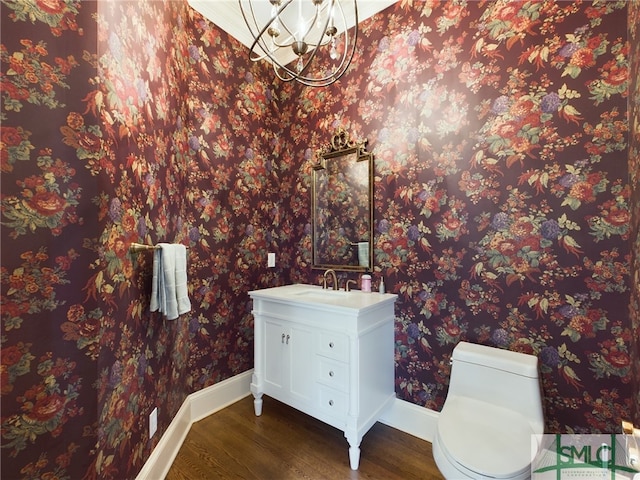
(312, 129), (373, 271)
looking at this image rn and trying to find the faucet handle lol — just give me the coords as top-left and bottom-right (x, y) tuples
(345, 279), (357, 292)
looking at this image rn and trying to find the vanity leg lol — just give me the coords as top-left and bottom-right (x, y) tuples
(345, 427), (361, 469)
(252, 392), (263, 416)
(250, 372), (263, 416)
(348, 442), (361, 470)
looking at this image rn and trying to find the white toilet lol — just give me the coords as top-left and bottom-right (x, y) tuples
(433, 341), (544, 479)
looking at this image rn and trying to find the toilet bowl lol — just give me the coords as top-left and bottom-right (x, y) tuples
(433, 342), (544, 479)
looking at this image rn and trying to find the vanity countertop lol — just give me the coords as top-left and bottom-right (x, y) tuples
(249, 283), (397, 312)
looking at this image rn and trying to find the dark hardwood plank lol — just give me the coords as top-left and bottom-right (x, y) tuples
(166, 395), (444, 480)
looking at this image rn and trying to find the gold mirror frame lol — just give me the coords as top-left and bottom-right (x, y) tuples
(312, 129), (374, 272)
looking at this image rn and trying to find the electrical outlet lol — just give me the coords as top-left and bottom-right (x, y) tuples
(149, 407), (158, 438)
(622, 420), (640, 471)
(267, 252), (276, 268)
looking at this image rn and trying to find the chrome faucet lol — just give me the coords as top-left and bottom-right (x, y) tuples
(323, 269), (338, 290)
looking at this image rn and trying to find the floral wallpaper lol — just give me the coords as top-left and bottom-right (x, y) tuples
(1, 1), (102, 478)
(0, 1), (637, 479)
(628, 0), (640, 425)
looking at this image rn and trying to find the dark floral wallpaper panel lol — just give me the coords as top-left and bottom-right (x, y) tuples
(1, 1), (639, 479)
(628, 0), (640, 426)
(1, 1), (102, 478)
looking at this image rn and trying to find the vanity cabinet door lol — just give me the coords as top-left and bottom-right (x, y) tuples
(262, 317), (315, 406)
(264, 318), (286, 394)
(288, 323), (315, 404)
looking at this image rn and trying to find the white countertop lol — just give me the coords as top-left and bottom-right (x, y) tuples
(249, 283), (397, 312)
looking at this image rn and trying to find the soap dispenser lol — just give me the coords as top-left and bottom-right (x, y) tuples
(379, 277), (385, 294)
(361, 274), (372, 292)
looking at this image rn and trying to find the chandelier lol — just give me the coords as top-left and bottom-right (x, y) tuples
(238, 0), (358, 87)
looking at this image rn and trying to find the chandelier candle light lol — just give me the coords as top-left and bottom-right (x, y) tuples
(239, 0), (358, 87)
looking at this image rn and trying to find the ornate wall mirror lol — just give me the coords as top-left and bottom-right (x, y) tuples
(312, 129), (373, 272)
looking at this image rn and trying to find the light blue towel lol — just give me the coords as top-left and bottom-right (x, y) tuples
(358, 241), (369, 267)
(150, 243), (191, 320)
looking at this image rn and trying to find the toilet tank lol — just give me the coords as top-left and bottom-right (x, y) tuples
(447, 342), (544, 429)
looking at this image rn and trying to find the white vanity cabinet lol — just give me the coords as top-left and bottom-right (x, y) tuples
(249, 284), (397, 470)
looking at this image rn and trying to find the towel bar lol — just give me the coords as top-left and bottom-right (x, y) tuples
(129, 242), (189, 253)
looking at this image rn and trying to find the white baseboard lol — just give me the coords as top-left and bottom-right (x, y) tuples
(135, 370), (253, 480)
(379, 395), (439, 443)
(135, 369), (438, 478)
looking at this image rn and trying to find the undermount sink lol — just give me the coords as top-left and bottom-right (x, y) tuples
(292, 288), (351, 303)
(294, 288), (350, 297)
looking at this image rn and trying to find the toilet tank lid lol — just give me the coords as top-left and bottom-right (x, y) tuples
(452, 342), (539, 378)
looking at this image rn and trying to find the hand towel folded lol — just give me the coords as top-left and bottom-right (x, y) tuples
(150, 243), (191, 320)
(358, 241), (369, 267)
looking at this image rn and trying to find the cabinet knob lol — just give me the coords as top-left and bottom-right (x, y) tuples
(329, 370), (335, 377)
(286, 334), (290, 344)
(328, 400), (334, 406)
(329, 342), (334, 348)
(281, 333), (285, 343)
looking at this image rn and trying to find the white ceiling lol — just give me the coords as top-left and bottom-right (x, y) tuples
(187, 0), (397, 66)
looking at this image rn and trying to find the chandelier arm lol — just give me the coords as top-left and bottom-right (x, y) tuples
(273, 64), (298, 82)
(240, 0), (297, 61)
(277, 27), (358, 85)
(309, 0), (357, 79)
(304, 0), (339, 49)
(275, 0), (327, 48)
(267, 0), (335, 81)
(274, 2), (297, 43)
(333, 0), (356, 67)
(238, 0), (273, 61)
(296, 20), (358, 87)
(298, 3), (323, 46)
(294, 0), (336, 76)
(301, 23), (358, 84)
(263, 0), (319, 49)
(264, 2), (324, 51)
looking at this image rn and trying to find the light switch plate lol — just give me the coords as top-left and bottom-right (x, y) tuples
(149, 407), (158, 438)
(267, 252), (276, 268)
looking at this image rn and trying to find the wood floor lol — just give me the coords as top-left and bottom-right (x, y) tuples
(166, 395), (445, 480)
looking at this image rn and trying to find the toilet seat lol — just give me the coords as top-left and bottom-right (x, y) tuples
(436, 396), (536, 479)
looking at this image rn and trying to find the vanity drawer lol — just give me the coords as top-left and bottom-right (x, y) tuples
(318, 386), (348, 418)
(316, 356), (348, 392)
(317, 332), (348, 362)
